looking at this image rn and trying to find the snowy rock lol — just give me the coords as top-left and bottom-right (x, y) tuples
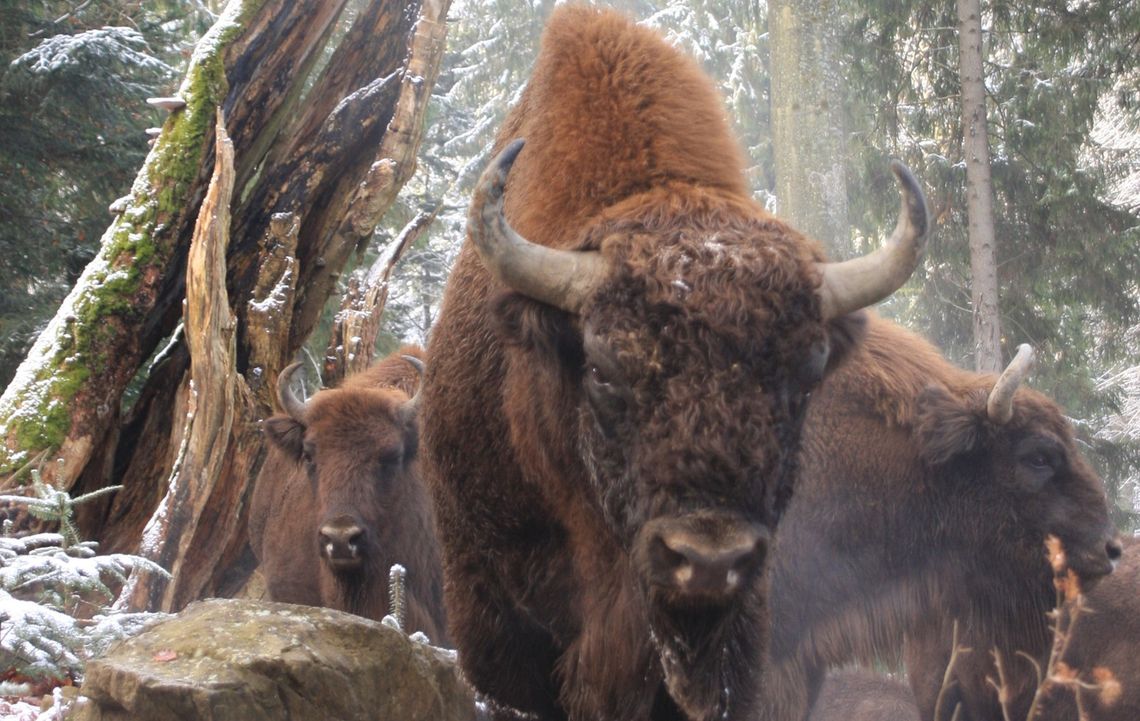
(72, 598), (475, 721)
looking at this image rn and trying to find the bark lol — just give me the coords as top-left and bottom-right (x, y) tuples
(0, 0), (347, 487)
(769, 0), (851, 258)
(957, 0), (1003, 373)
(1, 0), (450, 609)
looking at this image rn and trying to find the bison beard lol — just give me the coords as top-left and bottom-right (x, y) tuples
(420, 6), (927, 721)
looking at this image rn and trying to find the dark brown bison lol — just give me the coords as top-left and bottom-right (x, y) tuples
(248, 347), (447, 644)
(420, 6), (927, 721)
(1032, 536), (1138, 721)
(756, 314), (1120, 721)
(807, 670), (919, 721)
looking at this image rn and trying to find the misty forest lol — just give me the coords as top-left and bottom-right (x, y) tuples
(0, 0), (1138, 720)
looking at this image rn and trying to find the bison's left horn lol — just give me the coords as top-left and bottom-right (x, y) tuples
(468, 138), (612, 313)
(987, 344), (1035, 424)
(276, 362), (309, 422)
(401, 355), (425, 415)
(816, 160), (929, 319)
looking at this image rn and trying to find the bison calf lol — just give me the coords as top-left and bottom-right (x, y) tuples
(248, 347), (447, 644)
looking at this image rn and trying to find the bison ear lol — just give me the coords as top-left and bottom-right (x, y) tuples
(264, 415), (304, 460)
(822, 310), (868, 376)
(913, 385), (987, 466)
(491, 292), (585, 367)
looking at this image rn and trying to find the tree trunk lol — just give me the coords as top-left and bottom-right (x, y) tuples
(2, 0), (450, 609)
(957, 0), (1003, 373)
(769, 0), (851, 258)
(123, 112), (245, 611)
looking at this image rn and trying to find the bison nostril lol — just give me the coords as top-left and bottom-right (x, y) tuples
(319, 524), (366, 561)
(650, 530), (764, 596)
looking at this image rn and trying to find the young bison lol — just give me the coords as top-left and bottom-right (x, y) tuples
(248, 347), (447, 644)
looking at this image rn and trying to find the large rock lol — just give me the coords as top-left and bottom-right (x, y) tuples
(73, 598), (475, 721)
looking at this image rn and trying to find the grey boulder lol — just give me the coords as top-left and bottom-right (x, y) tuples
(73, 598), (475, 721)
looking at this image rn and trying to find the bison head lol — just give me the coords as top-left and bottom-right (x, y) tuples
(471, 139), (928, 718)
(914, 346), (1121, 608)
(264, 360), (421, 582)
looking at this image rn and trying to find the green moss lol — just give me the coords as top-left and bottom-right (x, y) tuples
(1, 364), (91, 476)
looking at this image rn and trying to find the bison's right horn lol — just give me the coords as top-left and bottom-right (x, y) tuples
(987, 344), (1035, 424)
(816, 161), (929, 319)
(276, 362), (308, 422)
(468, 138), (612, 314)
(401, 355), (425, 414)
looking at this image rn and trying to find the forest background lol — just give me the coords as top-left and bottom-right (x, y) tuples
(1, 0), (1138, 532)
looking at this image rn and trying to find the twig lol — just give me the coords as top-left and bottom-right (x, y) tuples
(1015, 649), (1044, 688)
(27, 0), (94, 37)
(988, 648), (1014, 721)
(935, 619), (970, 721)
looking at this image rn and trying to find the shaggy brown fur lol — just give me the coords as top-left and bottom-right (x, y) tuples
(421, 6), (871, 721)
(1034, 537), (1139, 721)
(807, 670), (918, 721)
(248, 346), (447, 643)
(756, 315), (1119, 721)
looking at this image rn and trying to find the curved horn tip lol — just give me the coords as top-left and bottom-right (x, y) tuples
(401, 355), (425, 375)
(481, 139), (525, 206)
(888, 159), (930, 242)
(986, 343), (1037, 424)
(497, 138), (526, 172)
(276, 362), (308, 421)
(814, 160), (931, 319)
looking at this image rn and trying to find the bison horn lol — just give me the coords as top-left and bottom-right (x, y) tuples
(401, 355), (425, 414)
(816, 161), (929, 319)
(276, 362), (308, 422)
(467, 138), (612, 313)
(987, 344), (1036, 424)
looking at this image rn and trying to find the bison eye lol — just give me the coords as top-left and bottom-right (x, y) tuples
(588, 365), (611, 387)
(377, 449), (403, 467)
(799, 339), (830, 387)
(584, 364), (628, 433)
(1015, 440), (1061, 491)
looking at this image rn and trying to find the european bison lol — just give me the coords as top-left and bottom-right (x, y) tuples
(1033, 536), (1138, 721)
(420, 6), (927, 721)
(807, 670), (918, 721)
(756, 315), (1120, 721)
(248, 347), (447, 644)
